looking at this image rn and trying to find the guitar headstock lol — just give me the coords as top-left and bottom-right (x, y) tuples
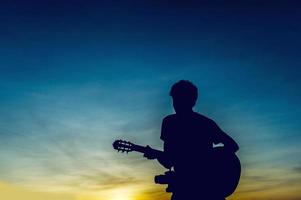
(112, 140), (134, 153)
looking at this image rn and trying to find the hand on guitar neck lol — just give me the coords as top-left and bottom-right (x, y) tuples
(143, 145), (158, 160)
(142, 145), (172, 169)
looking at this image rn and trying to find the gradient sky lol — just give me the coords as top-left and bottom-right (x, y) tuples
(0, 1), (301, 200)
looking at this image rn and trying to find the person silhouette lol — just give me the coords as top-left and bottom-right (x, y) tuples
(144, 80), (239, 200)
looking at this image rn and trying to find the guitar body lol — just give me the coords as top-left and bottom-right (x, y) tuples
(160, 148), (241, 197)
(211, 148), (241, 197)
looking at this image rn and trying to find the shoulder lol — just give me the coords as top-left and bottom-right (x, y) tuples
(162, 114), (177, 123)
(160, 114), (176, 141)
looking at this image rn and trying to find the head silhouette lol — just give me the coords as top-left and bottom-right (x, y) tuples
(170, 80), (198, 114)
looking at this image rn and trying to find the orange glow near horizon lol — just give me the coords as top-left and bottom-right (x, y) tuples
(2, 178), (301, 200)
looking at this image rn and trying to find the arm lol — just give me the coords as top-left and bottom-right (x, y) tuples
(159, 117), (174, 169)
(211, 120), (239, 153)
(144, 117), (173, 169)
(157, 142), (173, 169)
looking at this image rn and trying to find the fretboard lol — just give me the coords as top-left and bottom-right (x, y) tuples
(132, 144), (164, 156)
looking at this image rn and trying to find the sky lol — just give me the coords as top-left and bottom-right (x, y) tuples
(0, 1), (301, 200)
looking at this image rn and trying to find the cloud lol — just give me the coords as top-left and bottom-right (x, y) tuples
(0, 181), (75, 200)
(292, 166), (301, 173)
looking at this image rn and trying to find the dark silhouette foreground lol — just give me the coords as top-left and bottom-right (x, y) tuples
(113, 80), (240, 200)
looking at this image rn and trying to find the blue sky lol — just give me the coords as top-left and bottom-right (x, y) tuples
(0, 1), (301, 200)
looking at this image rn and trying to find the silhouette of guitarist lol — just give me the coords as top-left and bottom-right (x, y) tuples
(144, 80), (239, 200)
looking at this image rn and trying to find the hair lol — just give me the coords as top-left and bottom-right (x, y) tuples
(169, 80), (198, 107)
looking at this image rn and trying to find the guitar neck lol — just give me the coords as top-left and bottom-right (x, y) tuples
(132, 144), (163, 155)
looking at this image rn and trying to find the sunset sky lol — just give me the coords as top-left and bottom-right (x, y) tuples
(0, 1), (301, 200)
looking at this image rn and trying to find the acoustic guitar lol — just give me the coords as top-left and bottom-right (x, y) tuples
(112, 139), (240, 197)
